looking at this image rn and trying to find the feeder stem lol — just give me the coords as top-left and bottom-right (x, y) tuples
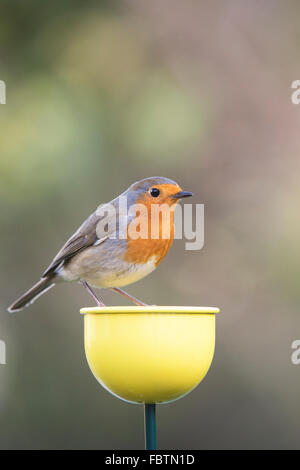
(144, 404), (157, 450)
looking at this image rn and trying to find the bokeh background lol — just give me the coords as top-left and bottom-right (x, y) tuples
(1, 0), (300, 449)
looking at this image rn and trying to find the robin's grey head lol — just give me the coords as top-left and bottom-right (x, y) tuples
(125, 177), (193, 206)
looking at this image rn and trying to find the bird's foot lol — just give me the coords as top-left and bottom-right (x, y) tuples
(81, 281), (105, 307)
(111, 287), (148, 306)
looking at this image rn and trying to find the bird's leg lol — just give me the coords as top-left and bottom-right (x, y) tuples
(111, 287), (148, 306)
(81, 281), (105, 307)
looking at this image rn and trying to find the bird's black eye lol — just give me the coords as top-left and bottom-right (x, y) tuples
(150, 187), (160, 198)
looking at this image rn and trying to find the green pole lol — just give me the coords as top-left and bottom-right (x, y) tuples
(144, 404), (157, 450)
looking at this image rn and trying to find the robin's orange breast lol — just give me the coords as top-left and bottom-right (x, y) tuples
(123, 198), (175, 267)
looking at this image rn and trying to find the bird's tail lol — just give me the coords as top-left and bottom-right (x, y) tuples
(8, 277), (55, 312)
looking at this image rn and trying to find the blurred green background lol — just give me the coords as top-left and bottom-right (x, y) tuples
(1, 0), (300, 449)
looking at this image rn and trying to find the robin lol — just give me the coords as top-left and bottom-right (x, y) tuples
(8, 177), (192, 312)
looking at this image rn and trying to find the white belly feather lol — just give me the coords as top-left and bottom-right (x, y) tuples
(87, 256), (157, 288)
(60, 250), (157, 289)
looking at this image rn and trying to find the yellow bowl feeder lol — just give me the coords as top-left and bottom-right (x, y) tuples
(80, 305), (220, 449)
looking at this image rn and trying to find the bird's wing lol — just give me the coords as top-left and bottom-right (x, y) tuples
(42, 204), (118, 277)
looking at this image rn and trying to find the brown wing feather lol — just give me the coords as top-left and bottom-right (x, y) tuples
(42, 206), (116, 277)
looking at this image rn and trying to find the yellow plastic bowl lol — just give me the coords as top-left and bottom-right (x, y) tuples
(80, 306), (219, 404)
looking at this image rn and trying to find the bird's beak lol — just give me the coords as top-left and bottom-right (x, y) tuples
(171, 190), (193, 199)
